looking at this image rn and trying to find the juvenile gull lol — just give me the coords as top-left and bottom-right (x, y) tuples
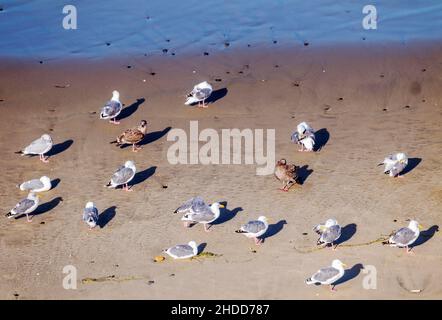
(164, 241), (199, 259)
(18, 176), (51, 193)
(111, 120), (148, 152)
(313, 219), (342, 249)
(274, 158), (299, 191)
(306, 259), (347, 291)
(178, 197), (225, 232)
(100, 90), (123, 124)
(291, 122), (315, 152)
(15, 134), (53, 163)
(383, 220), (422, 254)
(83, 202), (99, 229)
(378, 152), (408, 177)
(185, 81), (213, 108)
(5, 193), (39, 222)
(105, 160), (136, 191)
(235, 216), (269, 245)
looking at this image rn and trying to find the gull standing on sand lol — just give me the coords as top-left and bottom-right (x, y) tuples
(185, 81), (213, 108)
(15, 134), (53, 163)
(235, 216), (269, 245)
(175, 197), (225, 232)
(383, 220), (422, 254)
(5, 193), (39, 222)
(291, 122), (315, 152)
(111, 120), (148, 152)
(378, 152), (408, 177)
(100, 90), (123, 124)
(105, 160), (136, 191)
(17, 176), (51, 193)
(164, 241), (199, 259)
(306, 259), (347, 291)
(274, 159), (299, 191)
(313, 219), (342, 249)
(83, 202), (99, 229)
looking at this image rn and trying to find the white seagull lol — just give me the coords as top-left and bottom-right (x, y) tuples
(313, 218), (342, 249)
(378, 152), (408, 177)
(105, 160), (136, 191)
(383, 220), (422, 254)
(18, 176), (52, 193)
(306, 259), (347, 291)
(100, 90), (123, 124)
(235, 216), (270, 245)
(291, 122), (315, 152)
(83, 202), (99, 229)
(16, 134), (53, 162)
(5, 193), (40, 222)
(164, 241), (199, 259)
(185, 81), (213, 108)
(176, 197), (225, 232)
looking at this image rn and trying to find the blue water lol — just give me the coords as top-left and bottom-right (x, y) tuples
(1, 0), (442, 59)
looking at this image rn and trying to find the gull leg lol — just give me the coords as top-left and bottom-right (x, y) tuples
(332, 243), (338, 251)
(204, 224), (212, 232)
(132, 144), (141, 152)
(202, 99), (208, 108)
(183, 221), (190, 228)
(123, 184), (133, 192)
(255, 237), (262, 245)
(39, 154), (49, 163)
(406, 246), (414, 255)
(110, 118), (120, 125)
(26, 214), (32, 223)
(330, 285), (337, 292)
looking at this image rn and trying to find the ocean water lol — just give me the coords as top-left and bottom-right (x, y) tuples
(1, 0), (442, 60)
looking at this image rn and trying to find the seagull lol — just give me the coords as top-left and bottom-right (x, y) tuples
(176, 197), (225, 232)
(306, 259), (347, 291)
(378, 152), (408, 177)
(111, 120), (148, 152)
(100, 90), (123, 124)
(15, 134), (53, 162)
(313, 219), (342, 249)
(82, 202), (99, 229)
(383, 220), (422, 254)
(291, 122), (315, 152)
(18, 176), (51, 193)
(164, 241), (199, 259)
(105, 160), (136, 191)
(5, 193), (40, 222)
(185, 81), (213, 108)
(274, 159), (299, 191)
(235, 216), (270, 245)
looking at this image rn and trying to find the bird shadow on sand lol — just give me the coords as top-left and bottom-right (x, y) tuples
(410, 225), (439, 249)
(335, 223), (357, 246)
(139, 127), (172, 146)
(401, 158), (422, 176)
(206, 88), (228, 104)
(198, 243), (207, 254)
(212, 203), (243, 225)
(262, 220), (287, 242)
(127, 166), (157, 188)
(296, 165), (313, 185)
(117, 98), (145, 121)
(98, 206), (117, 228)
(333, 263), (364, 287)
(314, 128), (329, 151)
(15, 197), (63, 220)
(47, 140), (73, 157)
(50, 178), (61, 189)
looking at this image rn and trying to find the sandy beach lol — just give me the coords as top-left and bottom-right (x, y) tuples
(0, 41), (441, 299)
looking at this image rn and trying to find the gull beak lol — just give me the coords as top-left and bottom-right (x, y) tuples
(219, 204), (225, 209)
(418, 224), (424, 230)
(342, 263), (348, 268)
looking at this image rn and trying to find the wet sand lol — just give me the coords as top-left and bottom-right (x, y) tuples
(0, 42), (441, 299)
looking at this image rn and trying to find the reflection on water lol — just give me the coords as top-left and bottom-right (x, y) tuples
(1, 0), (442, 59)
